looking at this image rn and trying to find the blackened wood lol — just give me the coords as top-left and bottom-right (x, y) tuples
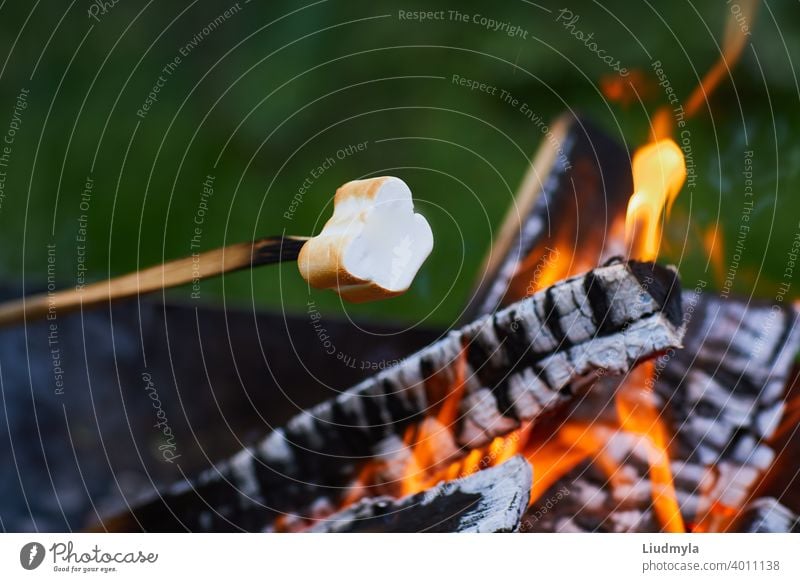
(521, 458), (659, 533)
(521, 292), (800, 532)
(105, 259), (683, 531)
(728, 498), (799, 532)
(464, 113), (632, 321)
(653, 292), (800, 520)
(309, 456), (532, 533)
(0, 285), (439, 533)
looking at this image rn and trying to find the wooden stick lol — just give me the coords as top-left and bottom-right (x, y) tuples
(0, 235), (309, 327)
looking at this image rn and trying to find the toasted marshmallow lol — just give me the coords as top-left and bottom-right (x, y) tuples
(298, 177), (433, 302)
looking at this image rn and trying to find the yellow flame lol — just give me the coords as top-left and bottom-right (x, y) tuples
(625, 139), (687, 261)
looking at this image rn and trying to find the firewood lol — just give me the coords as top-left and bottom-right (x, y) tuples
(103, 259), (683, 531)
(462, 112), (800, 533)
(307, 456), (532, 533)
(522, 292), (800, 532)
(728, 498), (799, 532)
(464, 113), (632, 321)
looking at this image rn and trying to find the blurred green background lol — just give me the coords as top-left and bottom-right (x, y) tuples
(0, 0), (798, 326)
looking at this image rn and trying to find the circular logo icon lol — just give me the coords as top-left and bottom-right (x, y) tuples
(19, 542), (45, 570)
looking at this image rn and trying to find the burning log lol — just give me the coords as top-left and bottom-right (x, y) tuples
(104, 259), (683, 531)
(307, 456), (532, 533)
(656, 291), (800, 457)
(464, 111), (800, 533)
(465, 114), (632, 320)
(655, 292), (800, 530)
(728, 498), (800, 533)
(520, 428), (661, 533)
(521, 292), (800, 532)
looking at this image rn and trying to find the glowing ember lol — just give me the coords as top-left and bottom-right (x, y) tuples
(397, 343), (470, 496)
(624, 139), (687, 261)
(340, 345), (529, 503)
(693, 501), (740, 534)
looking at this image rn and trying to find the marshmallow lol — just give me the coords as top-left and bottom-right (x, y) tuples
(298, 177), (433, 302)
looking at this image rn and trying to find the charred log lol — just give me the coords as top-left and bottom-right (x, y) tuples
(465, 113), (632, 321)
(103, 259), (683, 531)
(520, 292), (800, 532)
(308, 456), (532, 533)
(728, 498), (800, 533)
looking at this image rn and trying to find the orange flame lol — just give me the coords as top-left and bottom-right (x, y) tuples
(600, 69), (656, 108)
(703, 223), (726, 286)
(650, 107), (674, 143)
(524, 423), (598, 504)
(514, 242), (571, 297)
(693, 501), (740, 534)
(397, 343), (470, 496)
(625, 139), (687, 261)
(648, 3), (756, 164)
(684, 0), (759, 117)
(341, 345), (532, 503)
(615, 362), (686, 532)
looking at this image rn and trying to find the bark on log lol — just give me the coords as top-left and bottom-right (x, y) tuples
(104, 259), (683, 531)
(308, 456), (532, 533)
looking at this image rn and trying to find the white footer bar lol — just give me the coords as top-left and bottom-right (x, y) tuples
(1, 533), (798, 581)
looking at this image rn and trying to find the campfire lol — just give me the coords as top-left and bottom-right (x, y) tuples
(99, 0), (800, 534)
(102, 106), (800, 533)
